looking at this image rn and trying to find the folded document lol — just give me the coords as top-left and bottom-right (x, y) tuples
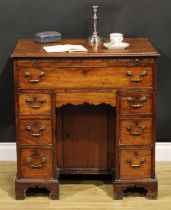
(43, 44), (88, 53)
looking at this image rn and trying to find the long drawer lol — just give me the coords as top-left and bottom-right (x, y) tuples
(16, 66), (153, 89)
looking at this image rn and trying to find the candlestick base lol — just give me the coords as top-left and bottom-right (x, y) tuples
(88, 34), (101, 48)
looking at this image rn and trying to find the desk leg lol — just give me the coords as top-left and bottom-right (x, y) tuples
(113, 180), (158, 200)
(15, 179), (59, 200)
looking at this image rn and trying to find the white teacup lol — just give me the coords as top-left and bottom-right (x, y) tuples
(110, 33), (123, 46)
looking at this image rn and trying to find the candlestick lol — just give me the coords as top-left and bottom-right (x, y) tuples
(88, 5), (102, 48)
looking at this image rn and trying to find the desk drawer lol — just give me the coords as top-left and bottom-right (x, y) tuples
(120, 92), (152, 115)
(16, 66), (152, 89)
(120, 149), (151, 179)
(119, 118), (152, 145)
(18, 119), (52, 145)
(20, 148), (53, 179)
(18, 93), (51, 115)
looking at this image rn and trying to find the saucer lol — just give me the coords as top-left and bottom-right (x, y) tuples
(103, 42), (130, 50)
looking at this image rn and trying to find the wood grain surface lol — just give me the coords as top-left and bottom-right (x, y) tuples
(119, 118), (152, 145)
(56, 92), (116, 107)
(119, 148), (151, 179)
(17, 66), (152, 89)
(11, 38), (159, 58)
(20, 148), (53, 179)
(62, 104), (110, 169)
(18, 119), (52, 145)
(18, 93), (51, 115)
(120, 92), (153, 115)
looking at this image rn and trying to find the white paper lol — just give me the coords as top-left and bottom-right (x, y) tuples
(43, 44), (88, 53)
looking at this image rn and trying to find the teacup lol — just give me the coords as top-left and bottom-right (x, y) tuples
(110, 33), (123, 46)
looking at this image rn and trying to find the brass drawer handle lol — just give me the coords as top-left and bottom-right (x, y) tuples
(27, 151), (47, 168)
(25, 97), (46, 109)
(26, 123), (46, 137)
(126, 157), (145, 168)
(127, 70), (147, 83)
(24, 72), (45, 83)
(127, 96), (147, 109)
(127, 121), (146, 136)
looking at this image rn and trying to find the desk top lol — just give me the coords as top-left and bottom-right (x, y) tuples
(11, 38), (159, 58)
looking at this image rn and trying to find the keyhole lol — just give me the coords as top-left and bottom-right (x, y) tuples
(134, 151), (139, 156)
(83, 69), (88, 75)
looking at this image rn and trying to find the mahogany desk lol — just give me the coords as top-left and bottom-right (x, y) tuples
(11, 38), (159, 200)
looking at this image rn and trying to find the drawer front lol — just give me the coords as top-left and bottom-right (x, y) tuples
(18, 93), (51, 115)
(119, 118), (152, 145)
(18, 119), (52, 145)
(56, 92), (116, 108)
(17, 66), (152, 89)
(20, 148), (53, 179)
(120, 149), (151, 179)
(120, 92), (152, 115)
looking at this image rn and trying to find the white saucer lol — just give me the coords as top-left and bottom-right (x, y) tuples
(103, 42), (130, 50)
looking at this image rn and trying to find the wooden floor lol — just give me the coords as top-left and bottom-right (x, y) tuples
(0, 162), (171, 210)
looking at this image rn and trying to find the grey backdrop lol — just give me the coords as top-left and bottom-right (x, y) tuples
(0, 0), (170, 142)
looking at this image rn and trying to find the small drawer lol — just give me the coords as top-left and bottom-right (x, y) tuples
(119, 118), (152, 145)
(20, 148), (53, 179)
(120, 149), (151, 179)
(120, 92), (152, 115)
(18, 93), (51, 115)
(18, 119), (52, 145)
